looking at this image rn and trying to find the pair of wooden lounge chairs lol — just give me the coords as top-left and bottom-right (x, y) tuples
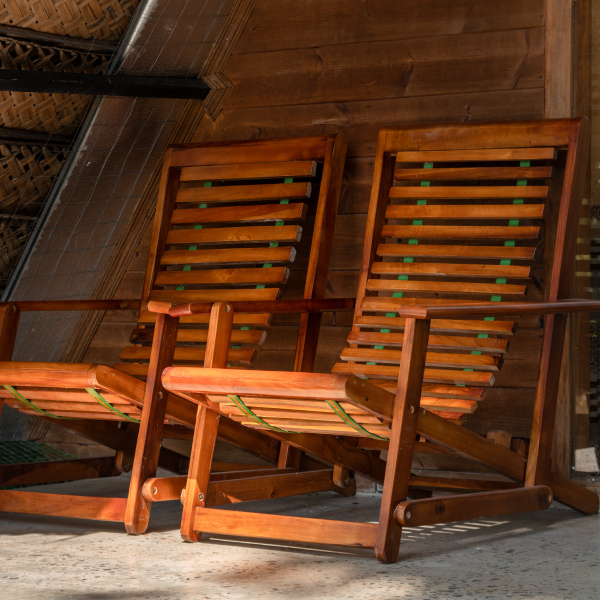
(1, 119), (598, 563)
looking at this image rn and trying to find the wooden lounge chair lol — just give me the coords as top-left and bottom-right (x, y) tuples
(159, 118), (600, 562)
(0, 133), (349, 533)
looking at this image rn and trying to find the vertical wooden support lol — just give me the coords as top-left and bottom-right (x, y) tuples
(181, 302), (233, 542)
(124, 312), (179, 534)
(0, 302), (19, 422)
(375, 318), (430, 563)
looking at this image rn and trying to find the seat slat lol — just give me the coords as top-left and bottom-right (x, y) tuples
(354, 315), (515, 335)
(120, 347), (256, 365)
(381, 225), (539, 239)
(339, 348), (501, 371)
(370, 380), (487, 400)
(166, 225), (302, 246)
(394, 166), (553, 181)
(366, 279), (526, 296)
(171, 203), (307, 224)
(176, 182), (311, 203)
(180, 160), (317, 182)
(360, 296), (525, 312)
(385, 204), (544, 220)
(393, 147), (557, 163)
(347, 331), (508, 353)
(155, 267), (289, 287)
(160, 246), (296, 265)
(148, 287), (279, 304)
(370, 262), (531, 279)
(377, 243), (536, 260)
(331, 362), (495, 385)
(389, 186), (548, 199)
(130, 328), (267, 346)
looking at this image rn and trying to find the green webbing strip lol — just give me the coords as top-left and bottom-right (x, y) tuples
(228, 395), (293, 433)
(3, 385), (77, 420)
(85, 388), (140, 423)
(325, 399), (388, 440)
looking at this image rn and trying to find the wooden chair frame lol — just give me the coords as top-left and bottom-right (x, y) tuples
(0, 133), (352, 533)
(158, 118), (599, 562)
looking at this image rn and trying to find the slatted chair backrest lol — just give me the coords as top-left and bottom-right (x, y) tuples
(115, 135), (346, 378)
(332, 119), (586, 423)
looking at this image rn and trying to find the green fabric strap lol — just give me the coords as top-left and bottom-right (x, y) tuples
(325, 399), (388, 440)
(85, 387), (140, 423)
(3, 384), (77, 420)
(228, 394), (293, 433)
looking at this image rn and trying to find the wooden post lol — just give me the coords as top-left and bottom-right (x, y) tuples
(375, 317), (430, 563)
(181, 302), (233, 542)
(124, 312), (179, 534)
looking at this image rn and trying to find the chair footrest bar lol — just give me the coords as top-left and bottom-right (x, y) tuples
(0, 490), (127, 521)
(142, 468), (298, 502)
(194, 507), (378, 547)
(395, 485), (553, 527)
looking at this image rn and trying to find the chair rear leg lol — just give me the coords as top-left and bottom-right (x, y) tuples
(375, 318), (430, 563)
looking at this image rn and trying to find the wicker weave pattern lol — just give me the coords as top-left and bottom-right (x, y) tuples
(0, 0), (140, 41)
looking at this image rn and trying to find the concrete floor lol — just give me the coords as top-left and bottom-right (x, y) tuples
(0, 475), (599, 600)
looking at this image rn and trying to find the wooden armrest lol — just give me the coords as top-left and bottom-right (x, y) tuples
(148, 298), (356, 317)
(2, 300), (139, 312)
(392, 300), (600, 319)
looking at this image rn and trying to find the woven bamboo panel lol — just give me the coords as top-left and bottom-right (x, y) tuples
(0, 0), (140, 41)
(0, 217), (32, 283)
(0, 143), (66, 213)
(0, 36), (112, 134)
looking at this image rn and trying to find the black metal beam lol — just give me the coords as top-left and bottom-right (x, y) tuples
(0, 70), (210, 100)
(0, 24), (117, 54)
(0, 126), (73, 147)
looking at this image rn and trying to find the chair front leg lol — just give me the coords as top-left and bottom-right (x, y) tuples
(124, 312), (179, 534)
(375, 317), (430, 563)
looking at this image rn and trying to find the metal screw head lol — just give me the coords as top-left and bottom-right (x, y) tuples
(409, 405), (415, 414)
(405, 510), (412, 521)
(152, 487), (158, 495)
(225, 305), (230, 312)
(157, 391), (164, 400)
(198, 492), (204, 501)
(180, 489), (186, 499)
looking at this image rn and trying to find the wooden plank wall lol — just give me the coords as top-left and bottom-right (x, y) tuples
(84, 0), (547, 439)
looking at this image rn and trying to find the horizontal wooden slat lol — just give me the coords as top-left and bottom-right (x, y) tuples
(366, 279), (526, 295)
(354, 315), (516, 335)
(3, 400), (139, 415)
(176, 182), (311, 203)
(171, 203), (307, 224)
(385, 204), (544, 220)
(331, 362), (495, 385)
(370, 262), (531, 279)
(138, 310), (271, 327)
(389, 185), (548, 199)
(160, 246), (296, 265)
(194, 507), (378, 547)
(120, 347), (256, 365)
(393, 147), (557, 163)
(347, 331), (508, 353)
(130, 328), (266, 346)
(369, 380), (486, 400)
(180, 160), (317, 181)
(381, 225), (540, 239)
(340, 348), (500, 370)
(148, 288), (279, 303)
(360, 296), (526, 313)
(155, 267), (289, 287)
(394, 166), (553, 181)
(166, 225), (302, 246)
(377, 243), (536, 259)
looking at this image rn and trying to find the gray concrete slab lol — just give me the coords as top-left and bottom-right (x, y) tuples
(0, 475), (599, 600)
